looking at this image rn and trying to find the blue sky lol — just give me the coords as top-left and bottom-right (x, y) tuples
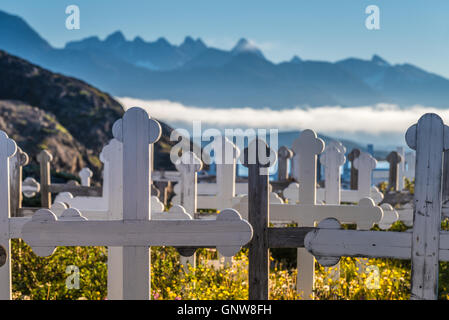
(1, 0), (449, 77)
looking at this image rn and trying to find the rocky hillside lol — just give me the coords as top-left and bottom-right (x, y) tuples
(0, 50), (177, 177)
(0, 100), (85, 173)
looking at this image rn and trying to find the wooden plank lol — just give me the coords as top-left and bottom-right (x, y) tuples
(443, 150), (449, 205)
(236, 200), (382, 230)
(268, 227), (314, 248)
(284, 183), (383, 204)
(9, 147), (28, 217)
(348, 148), (360, 190)
(246, 139), (271, 300)
(37, 150), (52, 208)
(277, 146), (293, 181)
(79, 168), (93, 187)
(126, 108), (154, 299)
(406, 113), (447, 300)
(353, 151), (377, 199)
(386, 151), (403, 192)
(305, 226), (449, 263)
(292, 130), (323, 299)
(397, 147), (406, 190)
(405, 152), (416, 180)
(320, 141), (345, 205)
(320, 141), (345, 286)
(175, 151), (202, 268)
(0, 131), (16, 300)
(20, 214), (253, 248)
(48, 184), (102, 196)
(305, 228), (412, 261)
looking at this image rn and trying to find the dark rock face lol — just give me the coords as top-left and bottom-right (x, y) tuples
(0, 100), (85, 173)
(0, 50), (177, 177)
(0, 50), (123, 154)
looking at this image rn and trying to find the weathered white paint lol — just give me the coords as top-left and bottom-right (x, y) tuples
(173, 137), (245, 209)
(235, 130), (384, 299)
(397, 147), (406, 190)
(0, 131), (16, 299)
(305, 218), (449, 263)
(22, 177), (40, 198)
(283, 150), (383, 205)
(353, 151), (377, 199)
(406, 113), (448, 300)
(320, 141), (346, 205)
(404, 152), (416, 181)
(304, 113), (449, 300)
(1, 108), (252, 301)
(396, 203), (414, 227)
(320, 141), (345, 283)
(79, 168), (93, 187)
(174, 151), (202, 268)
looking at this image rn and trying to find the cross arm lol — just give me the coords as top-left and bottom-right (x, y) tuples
(20, 208), (253, 257)
(48, 184), (102, 196)
(304, 218), (449, 266)
(259, 198), (382, 229)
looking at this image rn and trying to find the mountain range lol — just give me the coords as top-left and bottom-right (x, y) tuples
(1, 10), (449, 109)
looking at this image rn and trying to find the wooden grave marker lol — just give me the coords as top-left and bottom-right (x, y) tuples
(36, 150), (102, 208)
(348, 148), (361, 190)
(0, 107), (253, 300)
(386, 150), (404, 192)
(304, 113), (449, 300)
(235, 130), (385, 299)
(9, 147), (29, 217)
(283, 149), (383, 205)
(277, 146), (293, 181)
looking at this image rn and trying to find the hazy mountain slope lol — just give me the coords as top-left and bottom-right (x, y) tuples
(0, 10), (52, 61)
(65, 32), (207, 71)
(2, 9), (449, 109)
(337, 56), (449, 107)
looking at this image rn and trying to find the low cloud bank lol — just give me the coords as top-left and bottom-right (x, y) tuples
(117, 97), (447, 135)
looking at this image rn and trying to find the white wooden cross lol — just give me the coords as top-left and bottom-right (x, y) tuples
(0, 107), (253, 300)
(79, 167), (93, 187)
(52, 138), (207, 296)
(199, 137), (241, 209)
(22, 177), (40, 198)
(404, 151), (416, 181)
(319, 140), (346, 205)
(233, 129), (385, 299)
(172, 136), (283, 211)
(397, 147), (406, 190)
(172, 137), (249, 209)
(277, 146), (293, 181)
(9, 147), (29, 217)
(172, 151), (203, 269)
(318, 141), (346, 284)
(172, 137), (283, 268)
(284, 150), (383, 205)
(304, 113), (449, 300)
(174, 151), (203, 215)
(53, 138), (123, 218)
